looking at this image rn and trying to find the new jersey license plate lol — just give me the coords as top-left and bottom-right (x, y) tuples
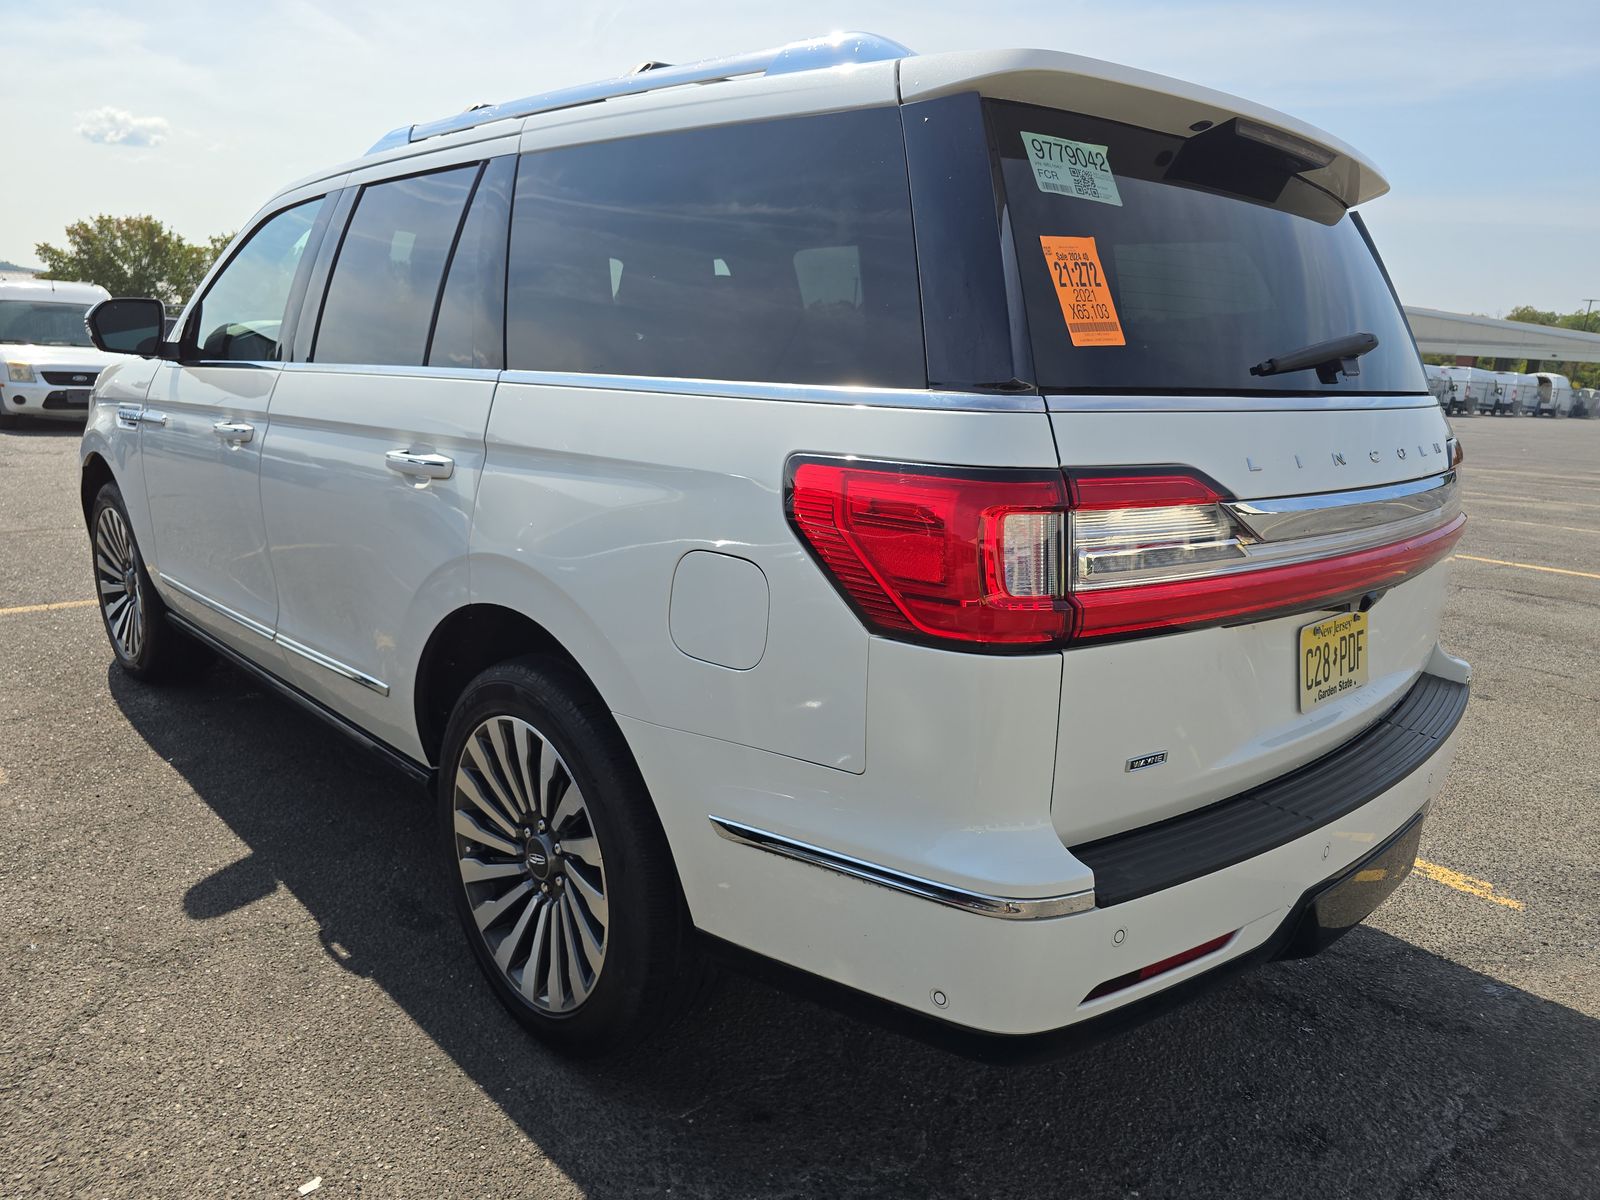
(1299, 611), (1369, 712)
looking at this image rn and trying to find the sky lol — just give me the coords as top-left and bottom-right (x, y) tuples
(2, 0), (1596, 316)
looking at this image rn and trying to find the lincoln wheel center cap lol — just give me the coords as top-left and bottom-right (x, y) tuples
(524, 833), (556, 880)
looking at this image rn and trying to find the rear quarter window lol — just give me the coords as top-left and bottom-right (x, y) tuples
(989, 100), (1426, 396)
(313, 165), (478, 367)
(505, 108), (925, 389)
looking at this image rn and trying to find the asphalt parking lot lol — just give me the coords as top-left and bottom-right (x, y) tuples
(2, 414), (1596, 1199)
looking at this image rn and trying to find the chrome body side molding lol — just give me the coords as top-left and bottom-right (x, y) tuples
(157, 573), (275, 640)
(709, 817), (1095, 920)
(276, 634), (391, 695)
(165, 612), (429, 785)
(155, 574), (390, 695)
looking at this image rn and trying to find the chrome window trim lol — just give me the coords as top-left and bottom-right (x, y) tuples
(276, 634), (391, 695)
(1045, 392), (1439, 413)
(709, 817), (1095, 920)
(157, 573), (275, 640)
(281, 362), (502, 382)
(499, 369), (1046, 412)
(1226, 471), (1458, 543)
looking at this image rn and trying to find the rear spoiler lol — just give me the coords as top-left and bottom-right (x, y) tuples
(899, 49), (1387, 208)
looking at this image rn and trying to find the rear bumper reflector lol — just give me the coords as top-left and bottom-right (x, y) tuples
(1083, 931), (1236, 1001)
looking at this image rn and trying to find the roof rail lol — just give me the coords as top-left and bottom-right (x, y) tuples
(365, 31), (914, 155)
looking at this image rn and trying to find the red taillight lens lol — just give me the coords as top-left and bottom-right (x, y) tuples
(788, 458), (1464, 650)
(787, 460), (1070, 645)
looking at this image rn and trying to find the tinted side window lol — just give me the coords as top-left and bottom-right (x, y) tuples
(506, 108), (924, 388)
(192, 198), (323, 362)
(428, 156), (514, 370)
(313, 165), (476, 366)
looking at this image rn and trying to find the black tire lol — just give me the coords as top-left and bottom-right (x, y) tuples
(0, 410), (18, 430)
(89, 482), (207, 681)
(438, 655), (705, 1056)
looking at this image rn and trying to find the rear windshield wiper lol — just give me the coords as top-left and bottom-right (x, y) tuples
(1250, 332), (1378, 384)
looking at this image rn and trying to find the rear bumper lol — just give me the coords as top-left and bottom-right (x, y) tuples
(632, 658), (1467, 1051)
(709, 805), (1429, 1063)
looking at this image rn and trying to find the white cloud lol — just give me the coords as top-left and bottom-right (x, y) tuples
(75, 106), (170, 148)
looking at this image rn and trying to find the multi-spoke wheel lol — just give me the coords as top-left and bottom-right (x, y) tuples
(88, 482), (195, 680)
(439, 656), (705, 1055)
(453, 716), (609, 1013)
(94, 503), (145, 662)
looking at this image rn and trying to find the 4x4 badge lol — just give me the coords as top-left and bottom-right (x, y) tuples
(1126, 751), (1168, 772)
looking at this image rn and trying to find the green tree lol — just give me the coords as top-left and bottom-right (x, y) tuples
(1502, 305), (1600, 389)
(34, 215), (233, 307)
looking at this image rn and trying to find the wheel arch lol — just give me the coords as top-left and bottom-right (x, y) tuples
(80, 450), (115, 522)
(413, 603), (601, 767)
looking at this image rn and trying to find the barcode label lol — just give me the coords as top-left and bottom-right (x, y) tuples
(1021, 132), (1123, 207)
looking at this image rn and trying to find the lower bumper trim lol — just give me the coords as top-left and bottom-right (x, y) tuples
(709, 816), (1095, 920)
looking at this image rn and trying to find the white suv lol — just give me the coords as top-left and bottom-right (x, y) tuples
(80, 34), (1469, 1060)
(1, 277), (116, 427)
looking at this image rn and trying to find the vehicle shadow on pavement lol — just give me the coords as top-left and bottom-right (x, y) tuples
(109, 661), (1600, 1200)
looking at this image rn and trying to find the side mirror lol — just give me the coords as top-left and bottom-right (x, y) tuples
(86, 298), (169, 357)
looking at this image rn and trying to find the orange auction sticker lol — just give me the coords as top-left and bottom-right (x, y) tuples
(1039, 235), (1125, 347)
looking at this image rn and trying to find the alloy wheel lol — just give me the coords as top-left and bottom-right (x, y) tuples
(95, 505), (144, 661)
(452, 716), (609, 1014)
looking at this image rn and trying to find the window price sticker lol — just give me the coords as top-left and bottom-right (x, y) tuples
(1021, 132), (1123, 207)
(1039, 235), (1125, 347)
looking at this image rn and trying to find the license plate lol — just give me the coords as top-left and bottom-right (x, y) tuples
(1299, 611), (1369, 712)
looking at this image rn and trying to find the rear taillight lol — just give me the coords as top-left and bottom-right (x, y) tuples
(787, 459), (1465, 651)
(787, 460), (1070, 645)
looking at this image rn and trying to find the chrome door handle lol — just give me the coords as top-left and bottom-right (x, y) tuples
(136, 410), (168, 427)
(213, 420), (255, 444)
(385, 450), (454, 480)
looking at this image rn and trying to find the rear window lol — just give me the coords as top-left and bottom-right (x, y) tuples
(990, 100), (1425, 395)
(505, 108), (925, 388)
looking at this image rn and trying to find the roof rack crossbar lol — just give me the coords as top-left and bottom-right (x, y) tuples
(366, 31), (912, 155)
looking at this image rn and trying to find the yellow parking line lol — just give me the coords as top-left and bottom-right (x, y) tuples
(1454, 554), (1600, 581)
(0, 598), (97, 617)
(1413, 858), (1524, 910)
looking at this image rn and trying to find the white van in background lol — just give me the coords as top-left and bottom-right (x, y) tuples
(1438, 365), (1496, 415)
(1487, 371), (1531, 416)
(1531, 372), (1574, 417)
(0, 277), (117, 428)
(1423, 364), (1453, 410)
